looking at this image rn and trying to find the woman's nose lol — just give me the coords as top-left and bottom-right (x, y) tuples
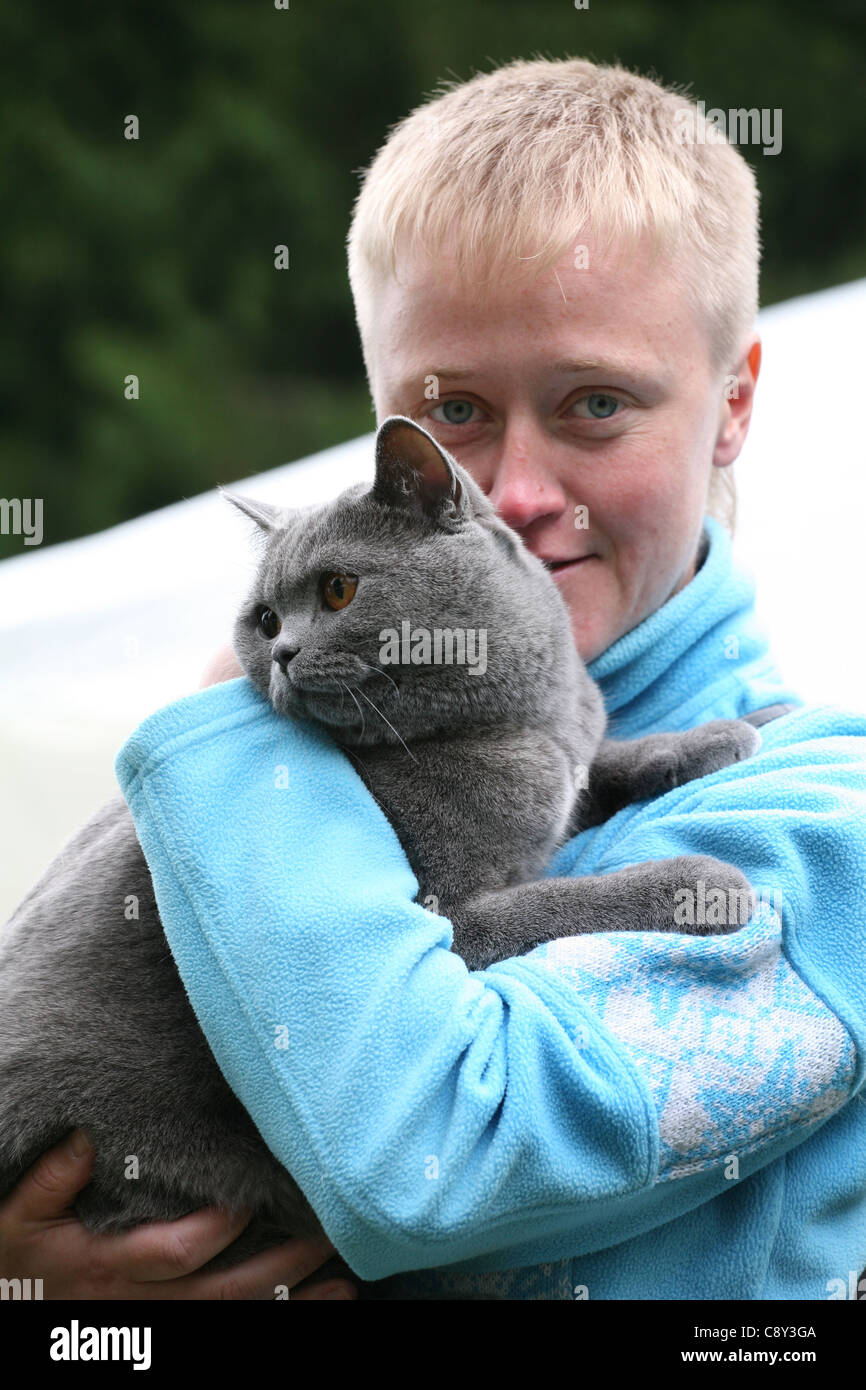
(487, 431), (569, 531)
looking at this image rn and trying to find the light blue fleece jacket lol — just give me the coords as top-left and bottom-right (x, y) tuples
(116, 516), (866, 1300)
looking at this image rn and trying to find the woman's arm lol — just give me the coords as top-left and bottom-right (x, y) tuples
(200, 644), (243, 689)
(115, 680), (866, 1282)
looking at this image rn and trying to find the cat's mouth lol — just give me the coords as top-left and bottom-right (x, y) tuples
(271, 679), (370, 728)
(270, 659), (398, 730)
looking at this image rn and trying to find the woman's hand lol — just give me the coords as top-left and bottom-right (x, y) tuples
(0, 1130), (357, 1300)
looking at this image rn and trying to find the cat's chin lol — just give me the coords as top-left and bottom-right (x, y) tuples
(269, 684), (365, 732)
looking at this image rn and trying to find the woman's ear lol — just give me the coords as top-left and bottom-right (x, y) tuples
(713, 334), (762, 469)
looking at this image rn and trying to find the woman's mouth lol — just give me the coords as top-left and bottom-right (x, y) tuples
(541, 555), (598, 582)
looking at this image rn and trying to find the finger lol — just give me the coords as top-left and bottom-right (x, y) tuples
(291, 1279), (358, 1301)
(4, 1130), (94, 1226)
(186, 1234), (340, 1302)
(110, 1205), (257, 1283)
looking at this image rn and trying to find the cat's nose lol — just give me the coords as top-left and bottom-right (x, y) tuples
(272, 642), (300, 673)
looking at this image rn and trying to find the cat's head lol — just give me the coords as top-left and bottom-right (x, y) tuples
(227, 416), (584, 747)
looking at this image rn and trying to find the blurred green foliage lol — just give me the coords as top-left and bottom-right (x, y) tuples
(1, 0), (864, 557)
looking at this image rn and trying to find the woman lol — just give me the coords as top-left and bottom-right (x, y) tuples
(3, 58), (864, 1301)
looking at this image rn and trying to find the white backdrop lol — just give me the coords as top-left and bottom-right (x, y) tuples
(2, 277), (865, 921)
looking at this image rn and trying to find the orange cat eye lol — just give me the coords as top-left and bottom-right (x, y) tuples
(322, 572), (358, 610)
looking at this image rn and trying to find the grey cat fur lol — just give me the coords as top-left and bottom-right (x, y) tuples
(0, 416), (760, 1284)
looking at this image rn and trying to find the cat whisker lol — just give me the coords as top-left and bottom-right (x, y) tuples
(356, 659), (400, 697)
(340, 680), (366, 737)
(353, 686), (419, 763)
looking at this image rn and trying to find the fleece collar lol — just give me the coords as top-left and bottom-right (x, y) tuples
(587, 515), (798, 736)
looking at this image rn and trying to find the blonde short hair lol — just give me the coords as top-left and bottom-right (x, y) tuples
(347, 58), (762, 531)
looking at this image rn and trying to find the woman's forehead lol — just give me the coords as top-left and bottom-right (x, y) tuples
(370, 243), (703, 399)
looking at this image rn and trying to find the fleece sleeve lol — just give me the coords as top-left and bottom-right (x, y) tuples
(116, 679), (865, 1281)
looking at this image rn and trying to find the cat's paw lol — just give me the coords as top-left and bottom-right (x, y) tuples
(672, 719), (762, 786)
(666, 855), (757, 936)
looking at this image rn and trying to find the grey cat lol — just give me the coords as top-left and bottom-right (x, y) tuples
(0, 415), (760, 1293)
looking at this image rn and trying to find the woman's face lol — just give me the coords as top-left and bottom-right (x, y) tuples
(367, 235), (760, 664)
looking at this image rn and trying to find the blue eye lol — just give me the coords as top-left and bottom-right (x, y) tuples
(571, 393), (622, 420)
(430, 400), (477, 425)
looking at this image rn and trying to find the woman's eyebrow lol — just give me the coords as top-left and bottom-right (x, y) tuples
(409, 357), (662, 380)
(551, 356), (656, 378)
(389, 366), (477, 392)
(395, 357), (669, 393)
(424, 366), (477, 380)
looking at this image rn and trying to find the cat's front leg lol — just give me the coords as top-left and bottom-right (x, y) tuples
(449, 856), (756, 971)
(576, 720), (762, 830)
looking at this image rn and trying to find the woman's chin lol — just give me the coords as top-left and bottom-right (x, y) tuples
(558, 573), (617, 664)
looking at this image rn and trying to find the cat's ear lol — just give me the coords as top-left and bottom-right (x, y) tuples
(220, 489), (284, 534)
(372, 416), (466, 524)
